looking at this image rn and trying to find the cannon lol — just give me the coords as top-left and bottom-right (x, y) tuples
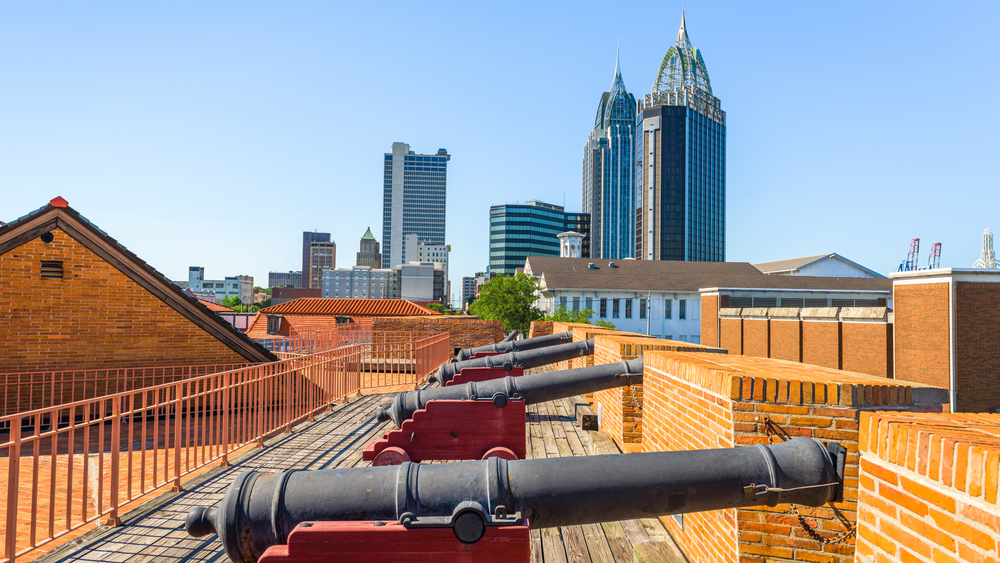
(432, 337), (592, 386)
(499, 330), (519, 343)
(382, 357), (641, 428)
(451, 331), (571, 362)
(186, 437), (847, 563)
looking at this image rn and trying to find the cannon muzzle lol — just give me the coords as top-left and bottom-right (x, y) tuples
(433, 336), (590, 386)
(451, 331), (571, 363)
(381, 357), (641, 427)
(500, 330), (519, 343)
(186, 437), (847, 563)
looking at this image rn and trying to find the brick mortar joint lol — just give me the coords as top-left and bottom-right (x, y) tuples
(860, 450), (1000, 515)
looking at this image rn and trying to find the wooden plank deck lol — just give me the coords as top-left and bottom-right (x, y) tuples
(32, 367), (687, 563)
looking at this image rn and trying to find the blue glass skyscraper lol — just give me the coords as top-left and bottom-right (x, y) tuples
(635, 12), (726, 262)
(583, 51), (636, 260)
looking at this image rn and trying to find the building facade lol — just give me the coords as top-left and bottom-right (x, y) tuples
(187, 267), (253, 304)
(488, 200), (590, 276)
(301, 232), (331, 288)
(322, 266), (395, 299)
(307, 240), (336, 290)
(382, 142), (450, 269)
(462, 276), (476, 308)
(401, 233), (450, 300)
(635, 12), (726, 262)
(390, 262), (446, 303)
(583, 51), (636, 260)
(356, 227), (382, 267)
(268, 270), (302, 288)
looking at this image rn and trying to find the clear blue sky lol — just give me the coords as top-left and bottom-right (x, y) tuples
(3, 1), (998, 301)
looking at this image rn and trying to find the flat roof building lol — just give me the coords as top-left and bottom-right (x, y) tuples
(382, 142), (450, 269)
(489, 200), (590, 276)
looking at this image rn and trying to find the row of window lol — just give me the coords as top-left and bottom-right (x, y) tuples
(557, 296), (691, 320)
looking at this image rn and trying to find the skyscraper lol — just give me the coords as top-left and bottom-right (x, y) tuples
(488, 200), (590, 276)
(308, 240), (335, 290)
(382, 142), (450, 269)
(636, 12), (726, 262)
(583, 50), (636, 260)
(302, 231), (331, 288)
(356, 227), (382, 267)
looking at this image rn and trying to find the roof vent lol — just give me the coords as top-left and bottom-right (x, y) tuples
(41, 260), (63, 280)
(608, 262), (618, 268)
(588, 263), (597, 269)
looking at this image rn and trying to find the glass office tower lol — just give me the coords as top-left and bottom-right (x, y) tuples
(583, 51), (636, 260)
(635, 12), (726, 262)
(382, 142), (450, 268)
(489, 201), (590, 275)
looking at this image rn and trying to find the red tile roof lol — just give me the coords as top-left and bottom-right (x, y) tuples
(198, 298), (235, 313)
(261, 298), (436, 317)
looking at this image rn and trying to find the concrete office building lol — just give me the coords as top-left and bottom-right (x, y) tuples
(186, 267), (253, 304)
(462, 276), (477, 308)
(382, 142), (450, 269)
(391, 262), (446, 304)
(268, 271), (302, 288)
(583, 50), (636, 260)
(401, 233), (450, 302)
(356, 227), (382, 267)
(489, 200), (590, 276)
(322, 266), (395, 299)
(301, 232), (331, 289)
(636, 12), (726, 262)
(307, 241), (336, 290)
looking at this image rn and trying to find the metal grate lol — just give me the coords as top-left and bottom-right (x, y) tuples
(831, 299), (856, 307)
(854, 299), (878, 307)
(40, 260), (63, 280)
(804, 298), (828, 308)
(780, 298), (805, 308)
(728, 297), (752, 308)
(752, 297), (777, 308)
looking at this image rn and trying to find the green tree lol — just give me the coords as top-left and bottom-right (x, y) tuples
(468, 273), (543, 332)
(426, 302), (452, 315)
(541, 306), (615, 329)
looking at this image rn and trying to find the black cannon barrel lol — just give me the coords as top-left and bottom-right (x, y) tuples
(433, 337), (591, 386)
(381, 357), (641, 428)
(186, 437), (846, 563)
(499, 330), (519, 343)
(452, 331), (572, 363)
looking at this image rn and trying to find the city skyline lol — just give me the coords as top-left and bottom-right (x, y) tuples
(2, 2), (998, 290)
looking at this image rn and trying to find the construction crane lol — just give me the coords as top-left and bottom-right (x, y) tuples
(927, 243), (942, 269)
(897, 238), (920, 272)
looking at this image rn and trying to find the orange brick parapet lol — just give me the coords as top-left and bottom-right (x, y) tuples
(529, 321), (554, 339)
(856, 412), (1000, 563)
(370, 316), (502, 351)
(591, 334), (725, 451)
(640, 350), (949, 563)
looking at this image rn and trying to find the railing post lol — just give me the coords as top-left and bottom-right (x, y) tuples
(284, 359), (293, 434)
(219, 372), (230, 467)
(4, 417), (21, 561)
(103, 396), (124, 526)
(171, 382), (184, 493)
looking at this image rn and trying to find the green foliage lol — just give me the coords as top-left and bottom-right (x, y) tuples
(426, 302), (452, 315)
(468, 273), (542, 333)
(542, 306), (596, 324)
(593, 319), (616, 329)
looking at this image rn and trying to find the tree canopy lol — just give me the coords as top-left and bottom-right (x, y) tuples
(541, 306), (615, 329)
(468, 273), (542, 333)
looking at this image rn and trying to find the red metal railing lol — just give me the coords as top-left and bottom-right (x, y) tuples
(0, 331), (450, 562)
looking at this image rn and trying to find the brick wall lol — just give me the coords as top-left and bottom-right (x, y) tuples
(0, 228), (249, 373)
(701, 294), (719, 347)
(802, 315), (842, 370)
(770, 317), (802, 363)
(856, 412), (1000, 563)
(529, 321), (554, 339)
(641, 350), (948, 563)
(842, 322), (893, 378)
(720, 310), (743, 355)
(894, 282), (951, 389)
(371, 316), (502, 352)
(954, 282), (1000, 412)
(591, 334), (725, 452)
(743, 311), (770, 359)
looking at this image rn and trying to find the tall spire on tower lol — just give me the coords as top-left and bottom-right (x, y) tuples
(652, 10), (713, 95)
(676, 11), (691, 46)
(610, 42), (626, 93)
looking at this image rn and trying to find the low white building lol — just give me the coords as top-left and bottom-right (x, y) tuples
(524, 257), (894, 344)
(753, 253), (885, 278)
(322, 266), (394, 299)
(402, 234), (450, 302)
(186, 267), (253, 304)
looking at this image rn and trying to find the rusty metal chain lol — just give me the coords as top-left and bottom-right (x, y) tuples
(763, 417), (857, 545)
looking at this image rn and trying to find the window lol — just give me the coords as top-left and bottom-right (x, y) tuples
(559, 296), (567, 310)
(599, 298), (607, 318)
(572, 297), (580, 312)
(639, 298), (647, 319)
(679, 300), (687, 319)
(585, 297), (593, 312)
(664, 299), (672, 319)
(40, 261), (63, 280)
(266, 316), (282, 335)
(612, 299), (620, 318)
(625, 299), (632, 319)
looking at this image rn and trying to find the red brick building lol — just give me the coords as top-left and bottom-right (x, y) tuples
(245, 297), (437, 339)
(0, 197), (276, 373)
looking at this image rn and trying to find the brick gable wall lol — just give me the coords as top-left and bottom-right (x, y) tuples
(0, 228), (248, 373)
(370, 317), (502, 352)
(894, 282), (951, 389)
(954, 282), (1000, 412)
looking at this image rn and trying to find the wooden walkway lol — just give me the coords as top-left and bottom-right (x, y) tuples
(32, 369), (687, 563)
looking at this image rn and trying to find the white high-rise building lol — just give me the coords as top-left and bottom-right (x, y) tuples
(382, 142), (450, 269)
(322, 266), (395, 299)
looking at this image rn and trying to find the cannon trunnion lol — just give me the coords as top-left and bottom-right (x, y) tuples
(186, 437), (847, 563)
